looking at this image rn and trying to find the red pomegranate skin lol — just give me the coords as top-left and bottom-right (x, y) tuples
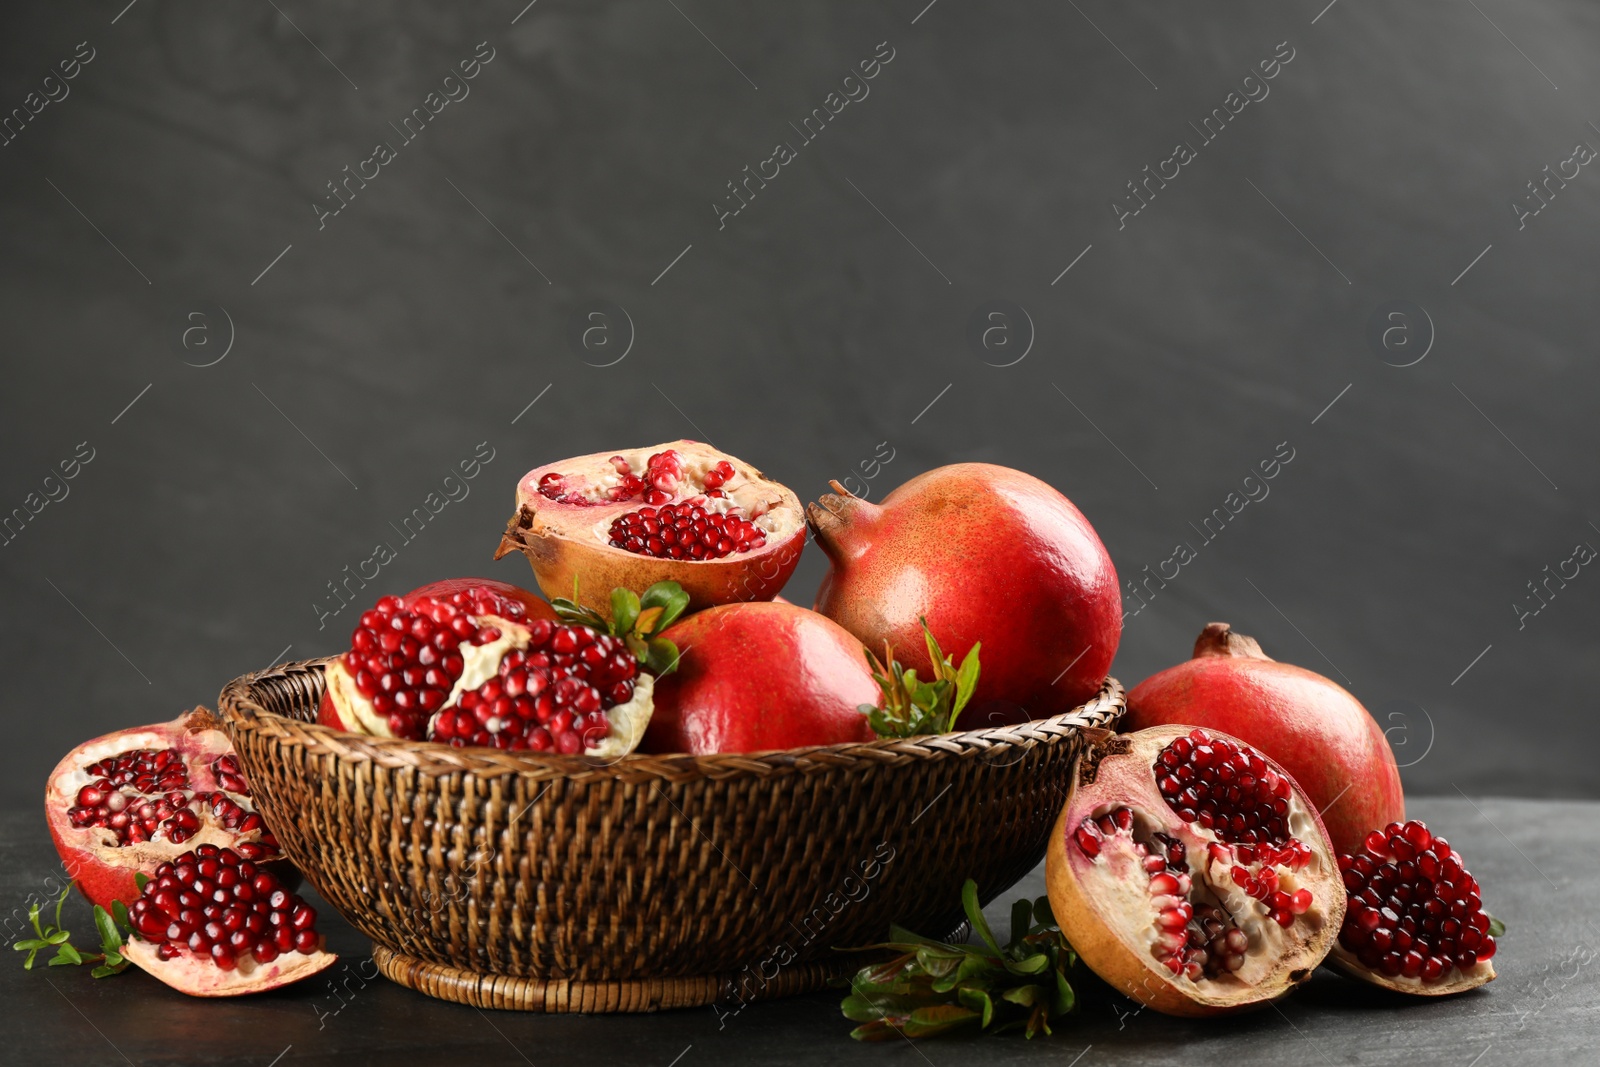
(1124, 623), (1405, 857)
(809, 463), (1121, 721)
(642, 602), (879, 754)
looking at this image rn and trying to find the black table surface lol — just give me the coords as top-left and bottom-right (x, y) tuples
(4, 796), (1593, 1066)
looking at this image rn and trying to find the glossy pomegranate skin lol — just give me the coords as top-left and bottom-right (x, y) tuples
(810, 464), (1121, 721)
(1125, 623), (1405, 857)
(641, 602), (879, 754)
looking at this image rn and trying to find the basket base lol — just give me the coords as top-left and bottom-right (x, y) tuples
(371, 946), (845, 1013)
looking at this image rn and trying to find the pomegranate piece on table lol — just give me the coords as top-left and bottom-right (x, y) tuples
(808, 462), (1121, 722)
(1046, 726), (1345, 1016)
(641, 600), (881, 754)
(496, 441), (806, 616)
(1329, 820), (1497, 995)
(46, 708), (289, 911)
(1125, 622), (1405, 857)
(320, 578), (676, 756)
(121, 843), (336, 996)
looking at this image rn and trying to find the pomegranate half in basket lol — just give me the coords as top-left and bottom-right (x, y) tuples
(497, 441), (806, 616)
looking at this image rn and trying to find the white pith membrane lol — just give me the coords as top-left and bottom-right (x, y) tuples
(121, 936), (335, 996)
(46, 718), (274, 864)
(517, 442), (806, 553)
(324, 612), (655, 756)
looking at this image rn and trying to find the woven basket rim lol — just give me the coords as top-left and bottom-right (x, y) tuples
(217, 656), (1123, 781)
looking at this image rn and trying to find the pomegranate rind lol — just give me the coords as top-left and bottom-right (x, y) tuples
(496, 440), (807, 616)
(121, 935), (337, 997)
(44, 709), (278, 911)
(1045, 726), (1346, 1017)
(1124, 622), (1405, 857)
(642, 601), (879, 754)
(808, 462), (1121, 720)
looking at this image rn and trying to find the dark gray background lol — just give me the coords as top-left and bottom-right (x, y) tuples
(3, 0), (1596, 808)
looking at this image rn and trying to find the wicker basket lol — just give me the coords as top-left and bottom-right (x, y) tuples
(217, 659), (1123, 1013)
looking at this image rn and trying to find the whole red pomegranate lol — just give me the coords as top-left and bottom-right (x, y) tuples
(1124, 622), (1404, 857)
(642, 601), (879, 754)
(46, 708), (290, 911)
(809, 464), (1120, 721)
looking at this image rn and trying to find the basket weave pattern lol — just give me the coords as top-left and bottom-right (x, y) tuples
(218, 659), (1123, 1011)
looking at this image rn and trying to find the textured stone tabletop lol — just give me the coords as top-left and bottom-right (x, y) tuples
(2, 797), (1591, 1066)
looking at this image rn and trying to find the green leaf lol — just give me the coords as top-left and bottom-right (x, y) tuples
(949, 643), (981, 727)
(93, 907), (122, 954)
(609, 588), (640, 639)
(921, 619), (947, 681)
(1032, 895), (1054, 930)
(849, 1018), (913, 1042)
(133, 872), (150, 891)
(957, 985), (995, 1027)
(45, 930), (69, 945)
(111, 901), (131, 934)
(1009, 898), (1033, 948)
(13, 939), (47, 952)
(1004, 952), (1051, 976)
(902, 1004), (981, 1038)
(1053, 970), (1076, 1015)
(962, 880), (1004, 956)
(1001, 983), (1044, 1007)
(1488, 914), (1506, 938)
(644, 637), (681, 677)
(639, 582), (690, 632)
(48, 944), (83, 967)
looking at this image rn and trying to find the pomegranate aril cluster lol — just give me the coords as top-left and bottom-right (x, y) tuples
(1074, 809), (1252, 981)
(429, 619), (638, 754)
(1338, 820), (1495, 982)
(127, 844), (318, 969)
(64, 748), (275, 854)
(608, 500), (767, 561)
(1157, 729), (1294, 846)
(342, 594), (505, 740)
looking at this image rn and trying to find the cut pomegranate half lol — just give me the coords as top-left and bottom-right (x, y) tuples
(319, 580), (654, 756)
(121, 843), (336, 996)
(46, 709), (290, 911)
(1046, 726), (1345, 1016)
(1328, 820), (1497, 995)
(496, 440), (806, 616)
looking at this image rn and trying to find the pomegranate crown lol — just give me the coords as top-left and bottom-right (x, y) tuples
(860, 618), (981, 739)
(550, 580), (689, 677)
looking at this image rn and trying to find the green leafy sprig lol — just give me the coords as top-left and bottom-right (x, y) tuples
(551, 580), (689, 676)
(12, 879), (138, 979)
(860, 618), (980, 738)
(839, 879), (1077, 1040)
